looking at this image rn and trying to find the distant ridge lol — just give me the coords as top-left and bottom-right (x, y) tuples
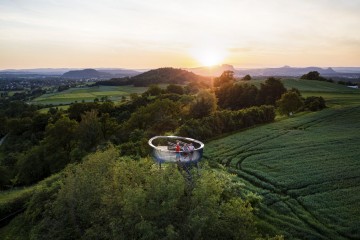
(234, 66), (338, 77)
(0, 68), (140, 77)
(97, 67), (210, 86)
(62, 69), (110, 79)
(186, 64), (235, 76)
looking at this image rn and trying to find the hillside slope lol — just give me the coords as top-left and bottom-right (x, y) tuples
(204, 81), (360, 239)
(97, 67), (210, 86)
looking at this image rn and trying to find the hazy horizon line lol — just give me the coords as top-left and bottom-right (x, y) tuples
(1, 65), (360, 71)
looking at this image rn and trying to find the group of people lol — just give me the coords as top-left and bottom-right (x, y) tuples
(175, 141), (195, 162)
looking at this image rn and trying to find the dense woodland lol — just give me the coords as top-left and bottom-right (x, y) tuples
(0, 70), (327, 239)
(96, 67), (210, 87)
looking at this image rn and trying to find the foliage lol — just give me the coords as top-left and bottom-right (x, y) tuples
(189, 90), (217, 119)
(257, 77), (287, 105)
(130, 67), (210, 87)
(300, 71), (327, 81)
(216, 83), (258, 110)
(0, 187), (34, 227)
(276, 92), (304, 115)
(142, 84), (163, 97)
(125, 99), (181, 135)
(119, 138), (150, 157)
(0, 101), (39, 118)
(68, 102), (99, 121)
(166, 84), (184, 95)
(304, 96), (326, 111)
(179, 105), (275, 140)
(213, 70), (235, 87)
(15, 117), (79, 185)
(77, 110), (104, 151)
(3, 148), (260, 240)
(242, 74), (252, 81)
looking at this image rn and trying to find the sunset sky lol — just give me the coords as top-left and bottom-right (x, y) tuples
(0, 0), (359, 69)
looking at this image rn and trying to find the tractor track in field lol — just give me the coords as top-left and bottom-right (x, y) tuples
(286, 175), (360, 197)
(225, 108), (359, 239)
(206, 106), (360, 239)
(285, 105), (356, 131)
(235, 164), (348, 239)
(224, 131), (290, 167)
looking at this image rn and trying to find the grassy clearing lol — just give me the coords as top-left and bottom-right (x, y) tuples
(37, 105), (70, 114)
(31, 85), (148, 105)
(204, 83), (360, 239)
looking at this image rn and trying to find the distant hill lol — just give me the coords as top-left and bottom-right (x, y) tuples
(94, 68), (140, 77)
(97, 67), (210, 86)
(0, 68), (139, 78)
(235, 66), (338, 77)
(0, 68), (74, 75)
(332, 67), (360, 73)
(187, 64), (235, 76)
(62, 69), (111, 79)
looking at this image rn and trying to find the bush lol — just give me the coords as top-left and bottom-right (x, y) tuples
(304, 96), (326, 111)
(276, 92), (304, 116)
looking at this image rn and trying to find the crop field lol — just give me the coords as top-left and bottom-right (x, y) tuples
(250, 78), (360, 107)
(204, 87), (360, 239)
(31, 85), (148, 105)
(248, 79), (358, 93)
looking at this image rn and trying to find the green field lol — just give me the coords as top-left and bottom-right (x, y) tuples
(31, 85), (148, 105)
(204, 82), (360, 239)
(248, 78), (357, 93)
(249, 78), (360, 107)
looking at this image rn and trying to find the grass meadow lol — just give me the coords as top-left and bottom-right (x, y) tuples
(31, 85), (148, 105)
(204, 81), (360, 239)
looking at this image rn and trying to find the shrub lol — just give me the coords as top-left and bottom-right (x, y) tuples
(304, 96), (326, 111)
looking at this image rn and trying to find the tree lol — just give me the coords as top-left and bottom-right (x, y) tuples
(242, 74), (252, 81)
(68, 102), (99, 121)
(304, 96), (326, 111)
(257, 77), (286, 105)
(16, 145), (48, 185)
(213, 71), (235, 87)
(127, 99), (181, 135)
(300, 71), (326, 81)
(130, 93), (139, 101)
(77, 110), (104, 151)
(166, 84), (184, 95)
(276, 92), (304, 116)
(189, 90), (217, 119)
(216, 83), (258, 110)
(143, 84), (163, 97)
(42, 116), (79, 173)
(99, 113), (119, 139)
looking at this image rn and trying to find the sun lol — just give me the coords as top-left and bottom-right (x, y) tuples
(197, 52), (223, 67)
(190, 46), (227, 67)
